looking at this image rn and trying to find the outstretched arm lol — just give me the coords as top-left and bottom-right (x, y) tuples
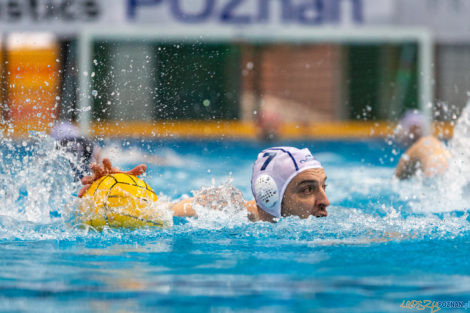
(169, 198), (258, 218)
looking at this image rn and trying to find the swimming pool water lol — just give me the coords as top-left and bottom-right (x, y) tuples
(1, 136), (470, 313)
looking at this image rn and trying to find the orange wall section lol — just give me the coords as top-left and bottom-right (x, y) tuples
(6, 42), (60, 136)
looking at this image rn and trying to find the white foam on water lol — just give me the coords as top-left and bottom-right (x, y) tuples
(276, 206), (470, 242)
(327, 165), (394, 205)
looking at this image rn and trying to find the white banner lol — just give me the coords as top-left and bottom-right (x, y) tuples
(0, 0), (469, 43)
(0, 0), (393, 35)
(126, 0), (371, 26)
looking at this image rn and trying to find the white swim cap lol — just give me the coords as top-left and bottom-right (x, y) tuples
(251, 147), (323, 218)
(396, 110), (430, 142)
(50, 121), (80, 140)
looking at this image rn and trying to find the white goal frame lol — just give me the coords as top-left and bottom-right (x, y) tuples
(78, 26), (433, 135)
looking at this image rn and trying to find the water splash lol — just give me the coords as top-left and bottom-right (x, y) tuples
(100, 142), (186, 167)
(0, 132), (79, 224)
(444, 100), (470, 204)
(185, 181), (248, 230)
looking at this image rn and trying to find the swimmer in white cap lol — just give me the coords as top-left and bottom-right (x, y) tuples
(247, 146), (329, 221)
(395, 109), (429, 147)
(78, 146), (329, 222)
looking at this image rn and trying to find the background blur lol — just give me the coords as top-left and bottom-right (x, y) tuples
(0, 0), (469, 138)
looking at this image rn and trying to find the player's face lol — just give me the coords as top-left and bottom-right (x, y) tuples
(281, 168), (329, 218)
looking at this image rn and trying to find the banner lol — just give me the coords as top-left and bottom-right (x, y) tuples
(0, 0), (469, 42)
(127, 0), (369, 26)
(0, 0), (391, 34)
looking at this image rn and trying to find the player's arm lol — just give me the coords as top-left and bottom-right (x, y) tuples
(169, 198), (257, 218)
(395, 149), (419, 180)
(169, 198), (197, 217)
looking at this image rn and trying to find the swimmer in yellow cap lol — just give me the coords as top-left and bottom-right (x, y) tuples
(79, 146), (329, 223)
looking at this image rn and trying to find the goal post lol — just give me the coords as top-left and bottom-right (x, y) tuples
(77, 26), (433, 135)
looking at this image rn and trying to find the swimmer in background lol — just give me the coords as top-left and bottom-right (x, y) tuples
(50, 121), (101, 180)
(78, 146), (329, 222)
(394, 110), (451, 179)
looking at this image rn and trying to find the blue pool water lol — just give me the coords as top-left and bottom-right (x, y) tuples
(1, 134), (470, 312)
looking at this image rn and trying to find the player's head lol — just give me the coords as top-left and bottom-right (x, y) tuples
(251, 147), (329, 219)
(50, 121), (95, 179)
(396, 110), (429, 146)
(50, 121), (81, 140)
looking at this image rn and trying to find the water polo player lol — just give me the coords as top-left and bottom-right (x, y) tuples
(78, 146), (329, 223)
(394, 110), (451, 180)
(248, 146), (329, 221)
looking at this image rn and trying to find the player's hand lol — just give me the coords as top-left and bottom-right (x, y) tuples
(78, 158), (147, 197)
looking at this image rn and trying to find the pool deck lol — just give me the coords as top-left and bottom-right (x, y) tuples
(1, 121), (455, 140)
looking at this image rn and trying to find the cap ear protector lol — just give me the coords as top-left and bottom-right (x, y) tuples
(253, 174), (279, 209)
